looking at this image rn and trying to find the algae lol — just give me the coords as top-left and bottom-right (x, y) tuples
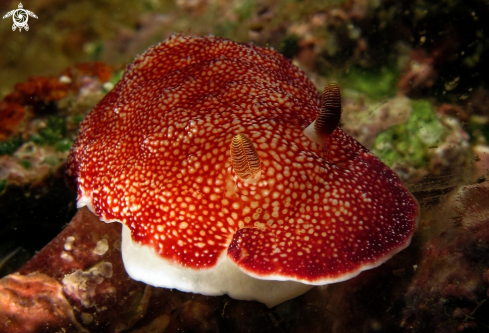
(372, 100), (447, 168)
(0, 136), (23, 156)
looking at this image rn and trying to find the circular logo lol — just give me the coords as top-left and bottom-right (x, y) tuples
(13, 9), (27, 24)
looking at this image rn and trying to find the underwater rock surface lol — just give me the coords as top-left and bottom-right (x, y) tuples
(2, 182), (489, 332)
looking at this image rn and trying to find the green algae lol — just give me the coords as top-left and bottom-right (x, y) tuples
(0, 137), (23, 156)
(30, 116), (68, 148)
(69, 114), (85, 125)
(54, 138), (74, 152)
(372, 100), (447, 168)
(20, 160), (31, 170)
(30, 116), (66, 146)
(280, 34), (300, 59)
(342, 66), (399, 100)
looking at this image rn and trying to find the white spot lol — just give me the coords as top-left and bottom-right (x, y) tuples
(93, 239), (109, 256)
(60, 251), (74, 262)
(64, 236), (75, 251)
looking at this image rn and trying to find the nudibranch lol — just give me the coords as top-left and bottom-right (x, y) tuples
(66, 35), (418, 307)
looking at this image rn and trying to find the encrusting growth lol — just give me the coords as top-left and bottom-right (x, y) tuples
(230, 133), (262, 184)
(304, 81), (342, 145)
